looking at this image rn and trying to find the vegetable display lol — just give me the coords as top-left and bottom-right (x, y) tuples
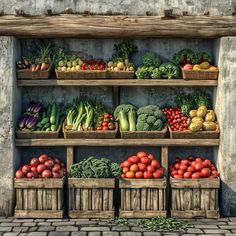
(169, 155), (219, 179)
(69, 156), (121, 178)
(15, 154), (66, 179)
(120, 151), (164, 179)
(96, 113), (116, 131)
(136, 52), (180, 79)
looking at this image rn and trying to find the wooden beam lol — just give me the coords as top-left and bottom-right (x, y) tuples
(15, 139), (220, 146)
(17, 79), (218, 87)
(0, 15), (235, 38)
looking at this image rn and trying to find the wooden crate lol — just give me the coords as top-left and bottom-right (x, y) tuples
(170, 177), (220, 219)
(17, 66), (52, 79)
(182, 68), (218, 80)
(63, 122), (118, 139)
(55, 69), (107, 79)
(168, 125), (220, 139)
(16, 125), (61, 139)
(107, 71), (134, 79)
(14, 177), (65, 218)
(120, 126), (167, 139)
(68, 178), (115, 218)
(119, 178), (167, 218)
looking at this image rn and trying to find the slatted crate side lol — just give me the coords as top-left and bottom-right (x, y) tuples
(119, 178), (167, 218)
(14, 178), (65, 218)
(170, 177), (220, 219)
(68, 178), (115, 218)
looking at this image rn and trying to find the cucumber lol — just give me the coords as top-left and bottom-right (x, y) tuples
(46, 103), (52, 117)
(36, 122), (43, 128)
(41, 117), (49, 125)
(50, 102), (57, 125)
(46, 127), (51, 132)
(43, 122), (50, 129)
(51, 124), (57, 131)
(54, 108), (60, 130)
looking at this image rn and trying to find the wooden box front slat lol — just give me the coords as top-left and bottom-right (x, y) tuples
(68, 178), (115, 218)
(170, 177), (220, 219)
(119, 178), (166, 218)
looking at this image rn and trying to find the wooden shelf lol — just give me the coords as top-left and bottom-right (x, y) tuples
(15, 139), (219, 147)
(17, 79), (218, 87)
(0, 15), (235, 38)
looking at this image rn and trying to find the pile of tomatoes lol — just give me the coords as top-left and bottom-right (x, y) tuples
(82, 59), (105, 71)
(96, 113), (116, 131)
(15, 154), (66, 179)
(169, 156), (219, 179)
(162, 107), (188, 131)
(120, 151), (164, 179)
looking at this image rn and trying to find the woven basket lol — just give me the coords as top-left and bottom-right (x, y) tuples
(120, 126), (167, 139)
(182, 68), (219, 80)
(168, 125), (220, 139)
(106, 71), (134, 79)
(55, 70), (107, 79)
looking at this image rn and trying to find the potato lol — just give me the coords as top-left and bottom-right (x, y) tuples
(192, 117), (204, 123)
(117, 62), (125, 69)
(114, 67), (120, 72)
(62, 66), (67, 72)
(197, 105), (207, 118)
(205, 110), (216, 122)
(71, 66), (76, 72)
(189, 110), (197, 118)
(75, 65), (81, 71)
(189, 121), (202, 132)
(203, 121), (217, 131)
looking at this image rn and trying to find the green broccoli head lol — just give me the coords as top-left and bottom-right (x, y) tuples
(142, 52), (162, 67)
(153, 119), (164, 131)
(135, 66), (152, 79)
(114, 104), (137, 120)
(146, 115), (156, 124)
(159, 62), (180, 79)
(151, 68), (162, 79)
(137, 105), (160, 116)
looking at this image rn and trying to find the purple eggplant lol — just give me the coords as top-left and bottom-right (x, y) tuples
(26, 101), (36, 112)
(32, 101), (43, 113)
(18, 114), (28, 130)
(25, 115), (37, 129)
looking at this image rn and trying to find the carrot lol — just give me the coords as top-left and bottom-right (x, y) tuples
(31, 64), (36, 72)
(35, 64), (41, 72)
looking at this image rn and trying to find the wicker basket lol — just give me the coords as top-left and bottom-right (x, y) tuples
(120, 126), (167, 139)
(55, 69), (107, 79)
(182, 68), (219, 80)
(168, 125), (220, 139)
(107, 71), (134, 79)
(16, 125), (61, 139)
(17, 65), (52, 80)
(63, 122), (118, 139)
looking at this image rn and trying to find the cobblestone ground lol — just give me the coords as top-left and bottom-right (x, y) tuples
(1, 217), (236, 236)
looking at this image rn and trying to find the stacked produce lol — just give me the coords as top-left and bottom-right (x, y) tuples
(136, 52), (180, 79)
(114, 104), (166, 132)
(15, 154), (66, 179)
(69, 156), (121, 178)
(169, 156), (219, 179)
(65, 98), (111, 131)
(96, 113), (116, 131)
(18, 101), (62, 132)
(173, 49), (218, 72)
(120, 151), (164, 178)
(107, 41), (137, 72)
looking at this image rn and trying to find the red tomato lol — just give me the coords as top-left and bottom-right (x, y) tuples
(183, 172), (192, 178)
(191, 161), (197, 167)
(102, 122), (108, 127)
(188, 156), (195, 162)
(37, 164), (47, 174)
(187, 166), (195, 173)
(201, 168), (211, 177)
(130, 156), (140, 164)
(45, 159), (55, 169)
(171, 170), (178, 176)
(22, 165), (30, 174)
(178, 170), (184, 175)
(151, 160), (160, 169)
(42, 170), (52, 178)
(102, 126), (109, 130)
(31, 166), (37, 173)
(180, 165), (188, 172)
(203, 159), (211, 167)
(141, 157), (151, 165)
(53, 157), (61, 164)
(130, 164), (139, 173)
(181, 160), (189, 166)
(126, 171), (135, 178)
(195, 163), (203, 171)
(120, 162), (124, 168)
(153, 170), (163, 178)
(196, 157), (203, 163)
(209, 175), (217, 178)
(104, 113), (110, 118)
(52, 171), (61, 178)
(52, 163), (60, 172)
(212, 170), (219, 177)
(135, 171), (144, 178)
(30, 158), (39, 167)
(38, 154), (49, 163)
(123, 167), (129, 174)
(27, 171), (36, 178)
(147, 165), (156, 173)
(96, 126), (102, 130)
(108, 125), (115, 130)
(137, 152), (147, 158)
(123, 161), (132, 168)
(148, 154), (155, 160)
(192, 172), (202, 179)
(143, 171), (153, 179)
(173, 175), (183, 179)
(174, 163), (181, 170)
(15, 170), (25, 178)
(121, 173), (126, 178)
(138, 163), (147, 172)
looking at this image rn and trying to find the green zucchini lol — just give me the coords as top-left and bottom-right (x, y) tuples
(50, 102), (57, 125)
(46, 127), (51, 132)
(54, 108), (60, 130)
(41, 117), (49, 125)
(43, 122), (50, 129)
(51, 124), (57, 132)
(36, 122), (43, 129)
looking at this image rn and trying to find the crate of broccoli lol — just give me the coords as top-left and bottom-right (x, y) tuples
(114, 104), (167, 139)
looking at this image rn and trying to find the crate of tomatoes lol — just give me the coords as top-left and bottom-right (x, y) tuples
(119, 151), (166, 218)
(14, 154), (66, 218)
(169, 155), (220, 219)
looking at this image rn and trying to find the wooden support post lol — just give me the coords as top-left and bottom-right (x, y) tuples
(161, 146), (168, 177)
(112, 86), (120, 109)
(67, 146), (74, 172)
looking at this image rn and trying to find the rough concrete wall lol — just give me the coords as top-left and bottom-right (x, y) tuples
(216, 37), (236, 216)
(0, 0), (235, 16)
(0, 37), (21, 216)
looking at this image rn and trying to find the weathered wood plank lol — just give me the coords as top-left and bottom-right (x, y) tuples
(119, 178), (166, 188)
(0, 15), (235, 38)
(15, 139), (220, 147)
(82, 189), (89, 211)
(15, 210), (63, 219)
(170, 178), (220, 188)
(14, 178), (65, 188)
(17, 79), (218, 87)
(141, 189), (146, 210)
(67, 146), (74, 172)
(103, 189), (109, 211)
(69, 210), (114, 219)
(37, 189), (43, 210)
(161, 147), (168, 176)
(193, 188), (200, 210)
(152, 189), (158, 210)
(15, 189), (23, 210)
(120, 210), (167, 218)
(75, 188), (81, 210)
(69, 178), (115, 188)
(51, 189), (58, 211)
(27, 189), (36, 210)
(125, 189), (131, 210)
